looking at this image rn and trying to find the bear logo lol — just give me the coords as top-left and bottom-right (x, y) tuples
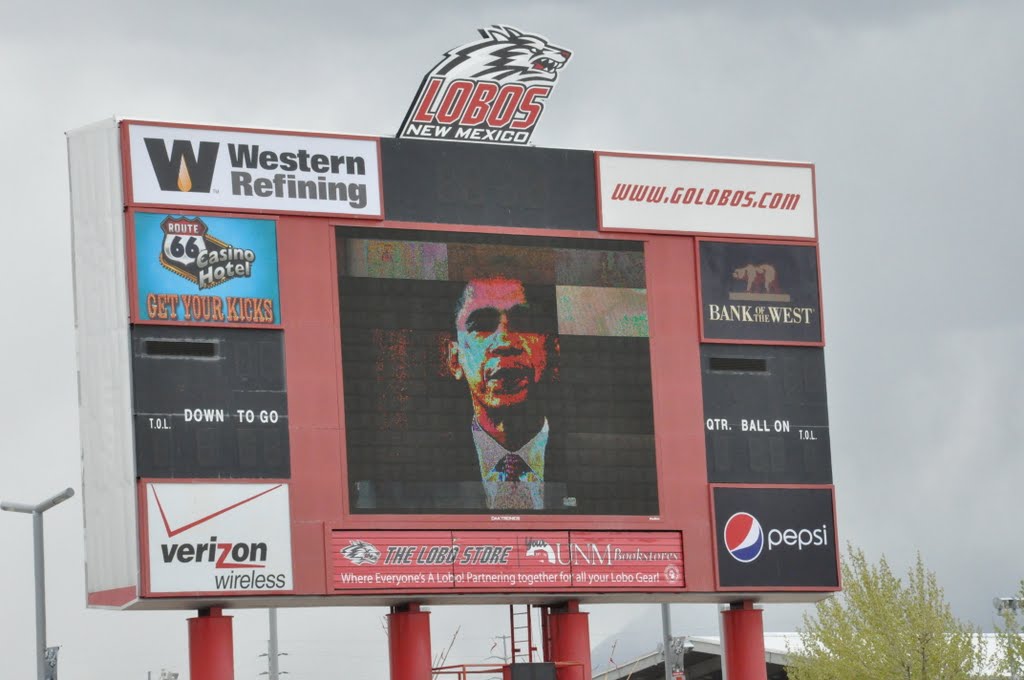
(732, 263), (779, 293)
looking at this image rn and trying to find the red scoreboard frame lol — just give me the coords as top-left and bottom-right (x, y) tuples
(69, 119), (838, 609)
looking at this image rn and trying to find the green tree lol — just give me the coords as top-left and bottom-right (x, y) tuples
(787, 545), (986, 680)
(994, 581), (1024, 678)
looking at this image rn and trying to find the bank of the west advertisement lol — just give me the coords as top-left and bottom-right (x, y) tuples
(699, 241), (822, 344)
(134, 212), (281, 326)
(126, 122), (382, 217)
(145, 483), (292, 595)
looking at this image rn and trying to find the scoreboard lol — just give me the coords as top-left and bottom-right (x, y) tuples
(68, 119), (838, 608)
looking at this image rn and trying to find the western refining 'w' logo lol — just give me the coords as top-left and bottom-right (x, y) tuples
(144, 138), (219, 193)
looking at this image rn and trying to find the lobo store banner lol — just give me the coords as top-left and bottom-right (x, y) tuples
(331, 531), (683, 591)
(133, 212), (281, 326)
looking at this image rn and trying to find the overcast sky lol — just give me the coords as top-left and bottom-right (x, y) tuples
(2, 1), (1022, 678)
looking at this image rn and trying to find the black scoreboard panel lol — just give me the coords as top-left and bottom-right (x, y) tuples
(701, 345), (831, 484)
(132, 326), (290, 478)
(380, 138), (597, 230)
(508, 663), (557, 680)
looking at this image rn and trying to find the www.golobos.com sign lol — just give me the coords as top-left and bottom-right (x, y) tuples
(399, 25), (572, 145)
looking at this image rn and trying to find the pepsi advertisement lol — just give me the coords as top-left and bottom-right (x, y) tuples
(714, 486), (839, 589)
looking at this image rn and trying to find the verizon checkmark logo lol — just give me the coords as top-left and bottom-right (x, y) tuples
(151, 484), (283, 538)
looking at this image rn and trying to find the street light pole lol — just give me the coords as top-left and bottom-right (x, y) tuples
(268, 608), (280, 680)
(2, 487), (75, 680)
(661, 603), (673, 680)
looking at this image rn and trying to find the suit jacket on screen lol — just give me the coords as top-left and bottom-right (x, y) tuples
(348, 417), (658, 516)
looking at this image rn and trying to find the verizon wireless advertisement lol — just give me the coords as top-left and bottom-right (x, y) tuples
(144, 482), (293, 595)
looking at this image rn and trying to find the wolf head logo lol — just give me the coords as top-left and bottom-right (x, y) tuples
(432, 25), (572, 84)
(525, 538), (557, 564)
(340, 540), (381, 566)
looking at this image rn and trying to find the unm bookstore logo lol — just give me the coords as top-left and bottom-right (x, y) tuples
(400, 25), (572, 145)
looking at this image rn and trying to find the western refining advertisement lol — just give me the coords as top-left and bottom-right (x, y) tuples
(126, 122), (382, 217)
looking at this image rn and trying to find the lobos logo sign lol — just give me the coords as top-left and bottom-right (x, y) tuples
(399, 25), (572, 145)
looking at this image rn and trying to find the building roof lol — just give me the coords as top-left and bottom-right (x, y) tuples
(593, 633), (1014, 680)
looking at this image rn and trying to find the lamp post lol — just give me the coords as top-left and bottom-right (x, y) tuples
(259, 608), (288, 679)
(661, 603), (673, 680)
(1, 487), (75, 680)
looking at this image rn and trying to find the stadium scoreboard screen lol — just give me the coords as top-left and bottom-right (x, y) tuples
(69, 118), (838, 609)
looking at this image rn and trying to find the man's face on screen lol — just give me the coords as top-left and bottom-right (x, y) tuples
(450, 277), (556, 412)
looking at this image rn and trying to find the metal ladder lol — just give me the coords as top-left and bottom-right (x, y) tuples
(508, 604), (538, 663)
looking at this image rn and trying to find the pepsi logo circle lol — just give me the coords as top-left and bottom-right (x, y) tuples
(723, 512), (764, 563)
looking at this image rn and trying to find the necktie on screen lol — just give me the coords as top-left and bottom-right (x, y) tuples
(491, 454), (537, 509)
(493, 454), (534, 482)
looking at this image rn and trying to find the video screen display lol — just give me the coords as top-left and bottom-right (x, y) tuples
(337, 227), (657, 515)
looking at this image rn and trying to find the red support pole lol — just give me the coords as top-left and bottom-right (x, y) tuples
(188, 607), (235, 680)
(388, 603), (432, 680)
(721, 601), (767, 680)
(540, 605), (552, 662)
(547, 601), (591, 680)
